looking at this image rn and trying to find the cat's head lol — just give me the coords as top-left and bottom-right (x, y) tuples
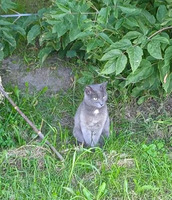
(84, 82), (108, 108)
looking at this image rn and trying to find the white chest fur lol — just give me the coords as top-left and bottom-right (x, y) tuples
(93, 109), (99, 115)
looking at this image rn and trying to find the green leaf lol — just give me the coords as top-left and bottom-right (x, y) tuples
(22, 15), (38, 29)
(77, 71), (94, 85)
(63, 187), (75, 195)
(37, 8), (47, 18)
(123, 31), (142, 40)
(116, 54), (127, 75)
(87, 39), (103, 53)
(113, 4), (118, 18)
(137, 185), (158, 192)
(97, 7), (111, 24)
(96, 182), (106, 200)
(0, 49), (4, 61)
(66, 50), (77, 58)
(62, 34), (70, 49)
(131, 69), (158, 97)
(70, 41), (83, 51)
(125, 59), (153, 86)
(161, 18), (172, 26)
(152, 35), (169, 44)
(2, 31), (16, 47)
(156, 5), (167, 23)
(99, 32), (113, 44)
(69, 27), (81, 42)
(137, 18), (148, 35)
(102, 0), (112, 6)
(0, 27), (10, 32)
(149, 74), (161, 91)
(166, 73), (172, 93)
(55, 2), (70, 13)
(38, 47), (53, 64)
(164, 46), (172, 65)
(158, 61), (169, 84)
(76, 31), (94, 39)
(1, 0), (16, 12)
(124, 17), (139, 28)
(118, 6), (141, 15)
(127, 46), (143, 72)
(158, 59), (171, 93)
(133, 35), (147, 46)
(27, 25), (41, 44)
(137, 96), (147, 105)
(49, 12), (67, 20)
(0, 20), (12, 26)
(131, 86), (143, 97)
(52, 21), (69, 37)
(101, 59), (116, 75)
(147, 40), (162, 59)
(11, 25), (26, 36)
(115, 18), (124, 30)
(162, 73), (171, 93)
(107, 39), (132, 51)
(14, 86), (20, 100)
(141, 10), (156, 25)
(39, 32), (56, 46)
(76, 2), (90, 12)
(101, 49), (122, 61)
(83, 187), (93, 200)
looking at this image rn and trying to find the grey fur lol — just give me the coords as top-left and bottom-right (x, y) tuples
(73, 82), (110, 147)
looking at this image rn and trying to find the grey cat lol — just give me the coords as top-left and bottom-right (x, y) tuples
(73, 82), (109, 147)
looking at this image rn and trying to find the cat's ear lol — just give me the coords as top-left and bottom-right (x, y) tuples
(101, 82), (107, 89)
(85, 86), (93, 95)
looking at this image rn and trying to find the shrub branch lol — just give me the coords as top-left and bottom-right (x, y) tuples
(0, 86), (64, 161)
(148, 26), (172, 40)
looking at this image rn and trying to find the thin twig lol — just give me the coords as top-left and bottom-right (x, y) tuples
(0, 13), (38, 18)
(148, 26), (172, 40)
(0, 86), (64, 161)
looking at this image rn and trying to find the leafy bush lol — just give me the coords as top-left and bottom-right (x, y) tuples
(0, 0), (24, 59)
(0, 0), (41, 61)
(1, 0), (172, 98)
(29, 0), (172, 98)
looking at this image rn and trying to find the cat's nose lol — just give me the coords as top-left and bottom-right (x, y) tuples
(100, 103), (103, 107)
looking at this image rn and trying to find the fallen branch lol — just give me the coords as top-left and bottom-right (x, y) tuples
(0, 85), (64, 161)
(0, 76), (4, 103)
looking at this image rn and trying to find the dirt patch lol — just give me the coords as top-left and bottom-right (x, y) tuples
(1, 55), (73, 94)
(2, 145), (47, 170)
(110, 96), (172, 124)
(124, 97), (172, 120)
(109, 96), (172, 142)
(95, 151), (135, 170)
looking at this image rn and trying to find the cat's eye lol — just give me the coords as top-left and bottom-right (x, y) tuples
(93, 97), (98, 100)
(103, 96), (106, 99)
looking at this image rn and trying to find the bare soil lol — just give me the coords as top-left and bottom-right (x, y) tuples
(1, 55), (73, 94)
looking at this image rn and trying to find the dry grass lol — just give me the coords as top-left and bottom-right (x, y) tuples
(4, 145), (49, 170)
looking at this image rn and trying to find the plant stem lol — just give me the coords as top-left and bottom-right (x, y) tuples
(0, 86), (64, 161)
(148, 26), (172, 40)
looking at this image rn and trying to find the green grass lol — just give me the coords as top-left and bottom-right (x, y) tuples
(0, 83), (172, 200)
